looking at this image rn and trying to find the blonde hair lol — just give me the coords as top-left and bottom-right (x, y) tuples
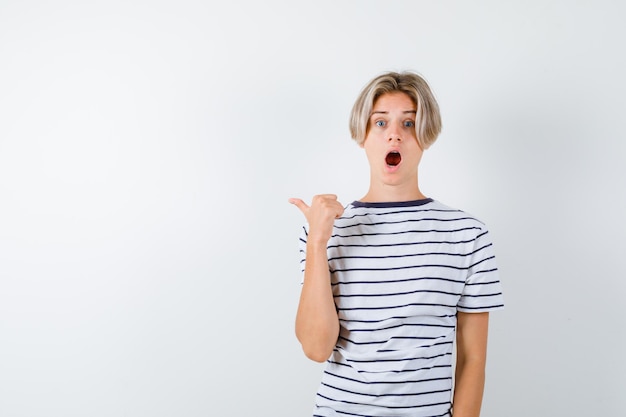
(349, 71), (442, 149)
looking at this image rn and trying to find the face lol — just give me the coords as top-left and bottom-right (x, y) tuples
(361, 91), (423, 187)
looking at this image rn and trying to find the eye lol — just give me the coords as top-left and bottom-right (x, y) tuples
(404, 120), (415, 128)
(375, 120), (386, 127)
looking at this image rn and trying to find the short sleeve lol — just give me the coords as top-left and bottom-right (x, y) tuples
(297, 224), (309, 284)
(457, 227), (504, 312)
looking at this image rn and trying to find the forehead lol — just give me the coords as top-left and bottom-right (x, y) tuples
(371, 91), (415, 112)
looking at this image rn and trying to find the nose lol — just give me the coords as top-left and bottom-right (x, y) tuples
(388, 121), (402, 142)
(388, 132), (402, 142)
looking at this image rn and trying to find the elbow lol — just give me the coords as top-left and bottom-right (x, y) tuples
(302, 345), (333, 363)
(296, 330), (335, 363)
(295, 319), (339, 363)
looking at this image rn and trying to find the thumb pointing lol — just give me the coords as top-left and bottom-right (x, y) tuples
(288, 198), (309, 214)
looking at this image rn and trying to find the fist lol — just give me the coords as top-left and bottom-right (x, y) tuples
(289, 194), (344, 244)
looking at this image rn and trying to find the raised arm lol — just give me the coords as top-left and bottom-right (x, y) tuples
(452, 312), (490, 417)
(289, 195), (344, 362)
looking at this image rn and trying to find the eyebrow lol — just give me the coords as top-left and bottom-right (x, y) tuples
(370, 110), (417, 116)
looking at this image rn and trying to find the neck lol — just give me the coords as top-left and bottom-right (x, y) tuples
(360, 178), (426, 203)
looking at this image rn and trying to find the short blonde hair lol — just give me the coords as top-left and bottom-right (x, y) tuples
(349, 71), (442, 149)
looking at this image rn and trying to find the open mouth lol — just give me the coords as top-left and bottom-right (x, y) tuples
(385, 151), (401, 167)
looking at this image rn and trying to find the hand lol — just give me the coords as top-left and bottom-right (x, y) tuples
(289, 194), (344, 244)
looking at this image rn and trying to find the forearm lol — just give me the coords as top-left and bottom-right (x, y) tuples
(452, 312), (489, 417)
(295, 242), (339, 362)
(452, 356), (485, 417)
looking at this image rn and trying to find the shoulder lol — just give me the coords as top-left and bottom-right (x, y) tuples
(430, 200), (492, 239)
(431, 200), (486, 223)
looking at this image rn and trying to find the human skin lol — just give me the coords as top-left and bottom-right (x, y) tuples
(289, 194), (343, 362)
(358, 91), (426, 202)
(453, 312), (489, 417)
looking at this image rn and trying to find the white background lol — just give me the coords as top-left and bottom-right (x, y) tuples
(1, 1), (624, 416)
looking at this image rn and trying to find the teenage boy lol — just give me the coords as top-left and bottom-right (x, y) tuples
(290, 71), (504, 417)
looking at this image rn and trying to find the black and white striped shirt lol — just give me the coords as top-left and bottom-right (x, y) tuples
(298, 198), (504, 417)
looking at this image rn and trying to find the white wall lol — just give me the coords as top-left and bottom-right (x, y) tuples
(1, 1), (624, 415)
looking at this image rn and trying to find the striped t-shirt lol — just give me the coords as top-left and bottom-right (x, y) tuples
(297, 198), (504, 417)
